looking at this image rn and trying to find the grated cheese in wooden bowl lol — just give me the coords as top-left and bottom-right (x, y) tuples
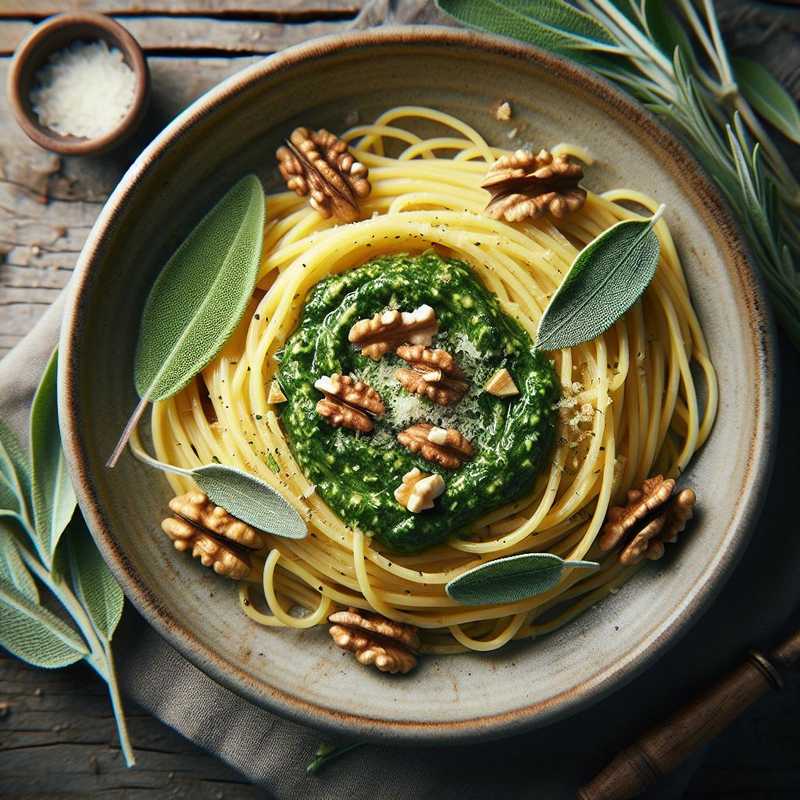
(30, 40), (136, 139)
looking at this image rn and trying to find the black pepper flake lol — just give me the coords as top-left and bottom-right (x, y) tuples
(255, 314), (260, 320)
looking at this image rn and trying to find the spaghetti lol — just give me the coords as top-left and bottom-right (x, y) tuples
(150, 107), (717, 654)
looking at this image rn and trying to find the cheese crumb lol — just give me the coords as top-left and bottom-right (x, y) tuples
(30, 40), (136, 139)
(495, 101), (512, 121)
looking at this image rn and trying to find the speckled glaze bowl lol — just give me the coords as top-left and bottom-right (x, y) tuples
(59, 27), (777, 743)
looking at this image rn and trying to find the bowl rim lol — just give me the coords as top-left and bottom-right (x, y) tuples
(58, 25), (778, 743)
(7, 11), (150, 156)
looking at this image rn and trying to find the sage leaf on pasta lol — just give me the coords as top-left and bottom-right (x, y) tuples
(536, 207), (663, 351)
(30, 348), (77, 566)
(445, 553), (599, 605)
(192, 464), (308, 540)
(65, 519), (124, 640)
(107, 175), (265, 467)
(0, 580), (88, 668)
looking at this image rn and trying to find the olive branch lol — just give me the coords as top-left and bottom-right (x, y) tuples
(437, 0), (800, 348)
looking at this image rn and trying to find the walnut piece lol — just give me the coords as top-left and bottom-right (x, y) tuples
(314, 373), (384, 433)
(161, 491), (265, 581)
(598, 476), (697, 565)
(276, 126), (370, 222)
(397, 423), (473, 470)
(328, 607), (420, 674)
(495, 101), (512, 121)
(395, 344), (468, 406)
(267, 381), (287, 404)
(482, 148), (586, 223)
(484, 367), (519, 397)
(348, 305), (438, 361)
(394, 467), (445, 513)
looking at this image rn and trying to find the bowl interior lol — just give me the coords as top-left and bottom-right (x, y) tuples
(60, 29), (774, 743)
(8, 13), (149, 154)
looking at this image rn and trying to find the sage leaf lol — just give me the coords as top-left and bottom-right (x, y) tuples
(65, 519), (124, 640)
(192, 464), (307, 540)
(0, 533), (38, 603)
(435, 0), (622, 62)
(30, 349), (76, 565)
(0, 580), (87, 668)
(733, 57), (800, 145)
(536, 208), (663, 351)
(644, 0), (696, 65)
(446, 553), (599, 605)
(108, 175), (265, 467)
(0, 421), (31, 515)
(0, 473), (22, 518)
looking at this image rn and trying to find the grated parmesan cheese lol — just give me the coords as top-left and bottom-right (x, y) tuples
(30, 40), (136, 139)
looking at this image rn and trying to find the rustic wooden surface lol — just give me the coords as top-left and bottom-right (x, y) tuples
(1, 1), (799, 798)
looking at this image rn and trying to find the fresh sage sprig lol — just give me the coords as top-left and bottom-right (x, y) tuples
(446, 552), (600, 605)
(436, 0), (800, 350)
(107, 174), (265, 467)
(0, 349), (134, 765)
(536, 206), (663, 351)
(129, 433), (307, 539)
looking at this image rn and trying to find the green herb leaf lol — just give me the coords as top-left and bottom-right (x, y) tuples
(445, 553), (599, 605)
(733, 57), (800, 145)
(435, 0), (621, 60)
(65, 519), (124, 640)
(192, 464), (307, 539)
(0, 532), (38, 603)
(0, 580), (87, 668)
(108, 175), (265, 467)
(644, 0), (696, 65)
(30, 349), (76, 565)
(536, 209), (663, 351)
(0, 421), (32, 517)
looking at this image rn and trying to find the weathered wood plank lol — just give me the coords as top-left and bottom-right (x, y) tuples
(0, 54), (261, 360)
(0, 15), (350, 55)
(0, 655), (264, 799)
(0, 0), (363, 17)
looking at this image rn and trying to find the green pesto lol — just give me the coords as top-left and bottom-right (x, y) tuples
(277, 252), (558, 554)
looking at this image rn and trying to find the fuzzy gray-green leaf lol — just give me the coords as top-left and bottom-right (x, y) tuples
(192, 464), (307, 540)
(435, 0), (620, 59)
(446, 553), (599, 605)
(134, 174), (265, 403)
(536, 213), (662, 351)
(30, 349), (76, 565)
(65, 519), (124, 640)
(733, 57), (800, 145)
(0, 581), (87, 668)
(0, 422), (31, 517)
(0, 532), (38, 603)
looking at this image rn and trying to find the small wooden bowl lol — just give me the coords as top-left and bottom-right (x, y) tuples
(7, 12), (150, 156)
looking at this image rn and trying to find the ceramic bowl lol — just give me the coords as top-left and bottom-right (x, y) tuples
(59, 27), (776, 743)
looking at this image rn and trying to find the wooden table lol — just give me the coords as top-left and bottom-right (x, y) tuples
(1, 2), (799, 797)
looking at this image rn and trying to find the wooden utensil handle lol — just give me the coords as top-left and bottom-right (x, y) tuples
(578, 651), (784, 800)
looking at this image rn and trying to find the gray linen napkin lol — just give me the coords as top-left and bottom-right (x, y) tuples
(2, 5), (799, 792)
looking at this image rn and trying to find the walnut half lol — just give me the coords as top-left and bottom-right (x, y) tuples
(314, 373), (384, 433)
(328, 607), (420, 674)
(599, 476), (697, 565)
(482, 148), (586, 223)
(161, 491), (265, 581)
(348, 305), (438, 361)
(394, 468), (445, 513)
(397, 423), (473, 470)
(394, 344), (468, 406)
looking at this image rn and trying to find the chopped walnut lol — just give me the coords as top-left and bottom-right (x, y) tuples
(495, 101), (512, 121)
(394, 467), (445, 513)
(397, 423), (473, 470)
(161, 491), (265, 581)
(599, 476), (697, 565)
(348, 305), (438, 361)
(314, 373), (384, 433)
(267, 381), (287, 404)
(482, 148), (586, 223)
(328, 607), (420, 674)
(394, 344), (468, 406)
(484, 367), (519, 397)
(276, 126), (370, 222)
